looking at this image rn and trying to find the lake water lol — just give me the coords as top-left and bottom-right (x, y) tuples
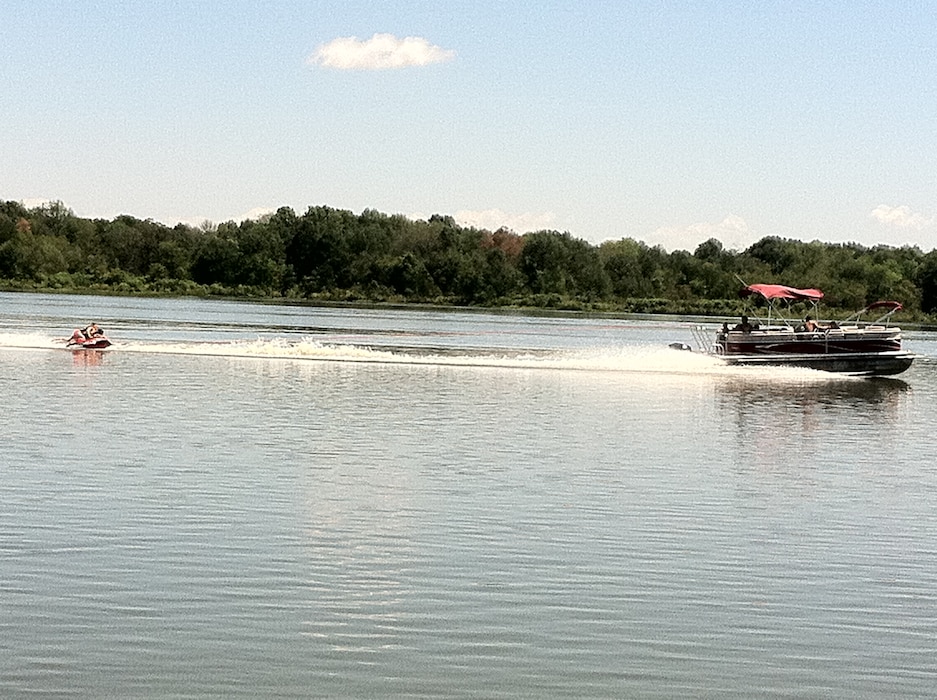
(2, 291), (937, 698)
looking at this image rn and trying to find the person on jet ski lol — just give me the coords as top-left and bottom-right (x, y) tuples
(81, 323), (104, 339)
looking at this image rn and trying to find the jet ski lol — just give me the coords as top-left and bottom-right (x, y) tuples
(66, 328), (112, 349)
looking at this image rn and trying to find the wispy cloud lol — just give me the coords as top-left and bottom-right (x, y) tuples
(647, 215), (755, 252)
(309, 33), (455, 71)
(870, 204), (933, 230)
(240, 207), (275, 222)
(453, 209), (556, 233)
(20, 197), (55, 209)
(174, 207), (276, 229)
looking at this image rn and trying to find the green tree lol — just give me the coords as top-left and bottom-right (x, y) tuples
(2, 218), (70, 279)
(387, 251), (438, 297)
(746, 236), (799, 276)
(286, 206), (356, 293)
(918, 250), (937, 314)
(191, 232), (240, 286)
(520, 230), (610, 299)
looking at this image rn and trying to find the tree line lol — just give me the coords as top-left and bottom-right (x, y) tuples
(4, 199), (937, 319)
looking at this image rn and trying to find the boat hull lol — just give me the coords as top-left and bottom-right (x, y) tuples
(714, 327), (914, 376)
(722, 350), (915, 376)
(66, 337), (112, 350)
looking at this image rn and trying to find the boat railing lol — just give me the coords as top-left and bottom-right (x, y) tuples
(692, 324), (722, 354)
(841, 301), (903, 328)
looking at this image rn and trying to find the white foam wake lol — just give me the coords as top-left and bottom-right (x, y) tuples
(117, 337), (831, 380)
(0, 332), (838, 381)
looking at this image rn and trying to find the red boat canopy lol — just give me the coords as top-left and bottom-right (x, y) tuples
(739, 284), (824, 302)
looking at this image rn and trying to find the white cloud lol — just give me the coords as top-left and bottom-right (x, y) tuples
(173, 207), (275, 229)
(453, 208), (556, 233)
(19, 197), (56, 209)
(870, 204), (933, 230)
(308, 33), (455, 70)
(646, 215), (755, 252)
(240, 207), (275, 222)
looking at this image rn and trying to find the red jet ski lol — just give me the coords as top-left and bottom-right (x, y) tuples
(66, 327), (112, 349)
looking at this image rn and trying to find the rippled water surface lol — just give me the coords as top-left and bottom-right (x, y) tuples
(2, 292), (937, 698)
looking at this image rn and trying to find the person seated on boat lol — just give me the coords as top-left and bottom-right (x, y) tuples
(81, 323), (104, 339)
(803, 315), (820, 332)
(733, 315), (753, 333)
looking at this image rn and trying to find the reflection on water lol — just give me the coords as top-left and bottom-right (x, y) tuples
(718, 375), (912, 445)
(714, 374), (917, 507)
(69, 349), (107, 367)
(718, 375), (910, 447)
(718, 374), (909, 412)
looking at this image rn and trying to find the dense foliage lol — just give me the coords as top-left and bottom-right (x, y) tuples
(3, 199), (937, 319)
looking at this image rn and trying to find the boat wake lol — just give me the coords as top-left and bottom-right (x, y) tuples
(0, 332), (850, 381)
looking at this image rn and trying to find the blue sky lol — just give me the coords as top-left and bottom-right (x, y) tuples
(2, 1), (936, 252)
